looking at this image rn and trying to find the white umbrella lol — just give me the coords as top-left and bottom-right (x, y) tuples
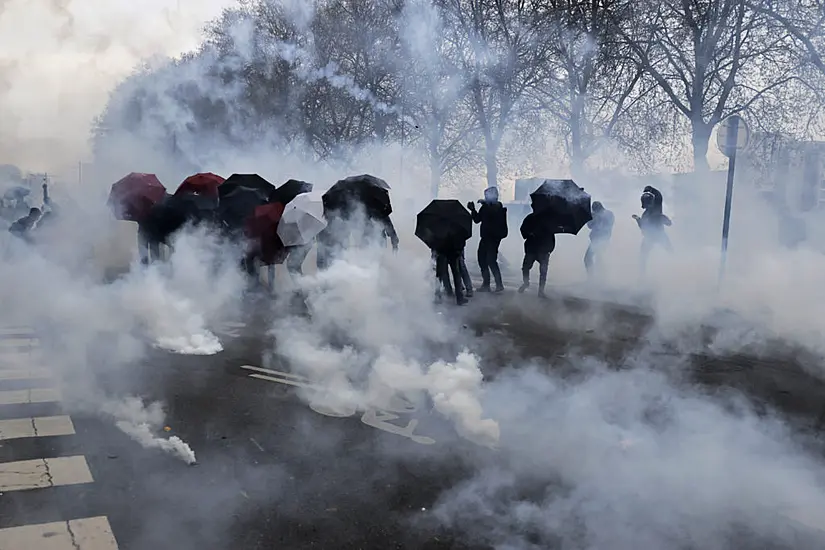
(277, 192), (327, 247)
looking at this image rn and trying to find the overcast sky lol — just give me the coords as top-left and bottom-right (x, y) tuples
(0, 0), (236, 174)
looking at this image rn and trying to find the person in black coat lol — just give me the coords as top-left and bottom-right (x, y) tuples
(518, 210), (556, 297)
(432, 244), (468, 306)
(633, 185), (672, 274)
(467, 186), (507, 292)
(584, 201), (614, 276)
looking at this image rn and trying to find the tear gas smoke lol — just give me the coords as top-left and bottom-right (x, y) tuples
(270, 217), (499, 446)
(0, 223), (243, 464)
(0, 0), (237, 171)
(4, 0), (825, 548)
(101, 396), (197, 465)
(431, 364), (825, 548)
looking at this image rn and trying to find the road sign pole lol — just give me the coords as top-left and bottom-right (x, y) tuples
(718, 117), (739, 282)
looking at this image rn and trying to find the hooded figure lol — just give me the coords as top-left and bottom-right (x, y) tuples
(584, 201), (614, 276)
(468, 186), (508, 292)
(518, 209), (556, 297)
(633, 185), (672, 274)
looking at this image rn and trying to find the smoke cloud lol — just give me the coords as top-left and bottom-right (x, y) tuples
(2, 0), (825, 548)
(0, 0), (235, 172)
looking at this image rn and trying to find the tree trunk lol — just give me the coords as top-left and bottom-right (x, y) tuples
(429, 150), (441, 198)
(484, 141), (499, 189)
(691, 120), (712, 172)
(569, 89), (586, 180)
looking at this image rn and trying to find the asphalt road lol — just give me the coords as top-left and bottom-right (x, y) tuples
(2, 288), (825, 549)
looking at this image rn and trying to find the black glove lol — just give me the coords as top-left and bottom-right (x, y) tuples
(467, 201), (475, 210)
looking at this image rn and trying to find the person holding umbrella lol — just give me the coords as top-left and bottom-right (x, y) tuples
(416, 200), (472, 306)
(517, 209), (556, 298)
(519, 180), (593, 297)
(276, 192), (327, 278)
(633, 185), (672, 274)
(467, 186), (507, 293)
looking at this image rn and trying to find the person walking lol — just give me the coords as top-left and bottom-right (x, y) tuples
(518, 210), (555, 298)
(432, 246), (467, 306)
(467, 187), (507, 293)
(634, 185), (672, 275)
(584, 201), (614, 277)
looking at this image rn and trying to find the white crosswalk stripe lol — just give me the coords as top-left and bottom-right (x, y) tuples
(0, 516), (119, 550)
(0, 327), (120, 549)
(0, 416), (75, 440)
(0, 388), (61, 406)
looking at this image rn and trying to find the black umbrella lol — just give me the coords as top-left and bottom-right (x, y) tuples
(218, 173), (276, 199)
(415, 199), (472, 252)
(529, 179), (592, 235)
(270, 179), (313, 205)
(322, 174), (392, 218)
(218, 186), (270, 234)
(140, 193), (218, 244)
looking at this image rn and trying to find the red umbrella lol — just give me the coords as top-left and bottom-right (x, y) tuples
(245, 202), (287, 265)
(107, 173), (167, 222)
(175, 172), (225, 198)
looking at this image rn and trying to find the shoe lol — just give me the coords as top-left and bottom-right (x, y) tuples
(538, 289), (548, 298)
(476, 286), (491, 293)
(518, 283), (529, 294)
(457, 297), (469, 306)
(494, 286), (504, 293)
(465, 291), (474, 298)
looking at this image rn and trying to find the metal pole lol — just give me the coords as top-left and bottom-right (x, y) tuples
(719, 118), (739, 282)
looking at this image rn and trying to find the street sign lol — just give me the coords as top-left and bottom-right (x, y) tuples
(718, 114), (749, 282)
(716, 115), (750, 158)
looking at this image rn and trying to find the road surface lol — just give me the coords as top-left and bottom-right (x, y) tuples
(1, 289), (825, 549)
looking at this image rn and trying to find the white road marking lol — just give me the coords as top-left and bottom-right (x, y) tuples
(0, 416), (75, 440)
(0, 516), (119, 549)
(0, 353), (43, 369)
(0, 338), (38, 349)
(242, 364), (438, 445)
(0, 368), (51, 381)
(248, 373), (323, 390)
(241, 365), (307, 381)
(0, 388), (61, 406)
(0, 327), (34, 336)
(0, 455), (93, 492)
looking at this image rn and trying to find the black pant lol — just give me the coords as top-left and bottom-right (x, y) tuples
(286, 244), (312, 276)
(477, 238), (503, 289)
(522, 251), (550, 289)
(459, 250), (472, 294)
(435, 254), (465, 304)
(640, 232), (672, 274)
(584, 237), (608, 275)
(137, 228), (161, 265)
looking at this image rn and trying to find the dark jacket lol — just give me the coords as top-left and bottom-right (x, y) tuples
(638, 207), (671, 236)
(520, 213), (556, 255)
(588, 209), (614, 241)
(471, 202), (508, 240)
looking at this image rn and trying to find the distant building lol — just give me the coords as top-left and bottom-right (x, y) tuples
(739, 132), (825, 212)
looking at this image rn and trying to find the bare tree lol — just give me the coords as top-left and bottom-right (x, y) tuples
(618, 0), (801, 170)
(536, 0), (657, 176)
(437, 0), (554, 188)
(754, 0), (825, 75)
(397, 1), (482, 196)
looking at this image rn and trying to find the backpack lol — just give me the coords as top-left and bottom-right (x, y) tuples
(493, 205), (508, 239)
